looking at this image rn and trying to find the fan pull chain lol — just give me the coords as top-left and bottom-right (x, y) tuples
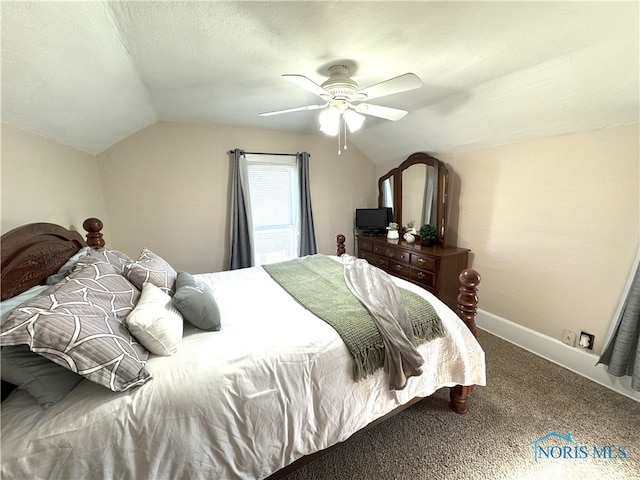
(344, 117), (348, 151)
(337, 116), (342, 155)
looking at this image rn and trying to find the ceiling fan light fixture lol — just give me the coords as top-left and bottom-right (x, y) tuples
(262, 64), (423, 150)
(319, 108), (340, 136)
(344, 109), (365, 133)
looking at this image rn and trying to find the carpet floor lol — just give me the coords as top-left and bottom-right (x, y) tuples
(281, 329), (640, 480)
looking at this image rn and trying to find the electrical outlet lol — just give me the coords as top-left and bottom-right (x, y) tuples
(562, 329), (577, 347)
(579, 331), (595, 350)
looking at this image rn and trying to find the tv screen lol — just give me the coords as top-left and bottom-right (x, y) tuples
(355, 208), (392, 234)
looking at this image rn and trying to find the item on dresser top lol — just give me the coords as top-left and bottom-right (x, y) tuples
(419, 223), (438, 246)
(355, 207), (392, 236)
(386, 222), (400, 239)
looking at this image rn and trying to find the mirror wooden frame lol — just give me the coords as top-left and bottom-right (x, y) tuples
(378, 152), (450, 247)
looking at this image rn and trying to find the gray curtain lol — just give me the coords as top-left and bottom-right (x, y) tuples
(297, 152), (318, 256)
(598, 254), (640, 391)
(229, 149), (254, 269)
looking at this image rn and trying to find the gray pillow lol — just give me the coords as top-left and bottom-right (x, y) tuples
(83, 247), (133, 275)
(1, 345), (83, 408)
(172, 272), (221, 331)
(1, 284), (83, 408)
(124, 248), (177, 296)
(0, 258), (151, 392)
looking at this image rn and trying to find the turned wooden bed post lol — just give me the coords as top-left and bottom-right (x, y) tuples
(455, 268), (480, 337)
(83, 218), (105, 247)
(335, 234), (346, 256)
(450, 268), (481, 414)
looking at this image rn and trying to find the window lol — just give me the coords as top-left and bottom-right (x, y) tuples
(245, 155), (299, 265)
(229, 149), (315, 271)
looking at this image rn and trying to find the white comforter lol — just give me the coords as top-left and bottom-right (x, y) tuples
(1, 260), (485, 480)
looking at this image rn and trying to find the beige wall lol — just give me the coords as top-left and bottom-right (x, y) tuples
(0, 124), (109, 239)
(442, 125), (639, 354)
(96, 121), (377, 273)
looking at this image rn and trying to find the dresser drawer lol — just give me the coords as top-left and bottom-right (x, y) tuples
(373, 245), (410, 264)
(389, 260), (411, 278)
(410, 254), (437, 272)
(410, 268), (436, 288)
(358, 240), (373, 252)
(360, 251), (389, 270)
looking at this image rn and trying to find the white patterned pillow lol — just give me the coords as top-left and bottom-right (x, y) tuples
(124, 248), (177, 296)
(0, 259), (151, 392)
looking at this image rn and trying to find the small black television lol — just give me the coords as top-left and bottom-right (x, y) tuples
(355, 207), (392, 235)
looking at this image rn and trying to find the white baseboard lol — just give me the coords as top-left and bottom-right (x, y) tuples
(476, 309), (640, 402)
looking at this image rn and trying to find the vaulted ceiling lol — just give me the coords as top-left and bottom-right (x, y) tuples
(2, 1), (638, 164)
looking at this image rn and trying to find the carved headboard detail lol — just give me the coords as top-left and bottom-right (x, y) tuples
(1, 223), (86, 301)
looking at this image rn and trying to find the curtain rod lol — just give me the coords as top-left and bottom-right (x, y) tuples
(228, 149), (306, 157)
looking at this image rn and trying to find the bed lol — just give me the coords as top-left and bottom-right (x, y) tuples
(0, 218), (485, 480)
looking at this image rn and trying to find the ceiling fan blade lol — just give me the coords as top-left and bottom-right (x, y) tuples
(282, 74), (332, 99)
(356, 73), (422, 101)
(354, 103), (409, 121)
(259, 103), (328, 117)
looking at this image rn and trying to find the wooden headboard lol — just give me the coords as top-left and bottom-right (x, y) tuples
(1, 218), (105, 301)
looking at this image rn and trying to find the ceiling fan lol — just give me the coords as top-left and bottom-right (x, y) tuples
(260, 65), (423, 149)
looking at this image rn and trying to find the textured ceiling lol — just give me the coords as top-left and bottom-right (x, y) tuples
(2, 1), (638, 164)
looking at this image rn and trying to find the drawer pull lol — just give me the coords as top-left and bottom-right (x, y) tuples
(379, 259), (386, 266)
(394, 264), (402, 271)
(416, 271), (426, 279)
(417, 258), (426, 266)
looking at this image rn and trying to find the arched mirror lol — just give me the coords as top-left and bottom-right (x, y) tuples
(378, 152), (449, 247)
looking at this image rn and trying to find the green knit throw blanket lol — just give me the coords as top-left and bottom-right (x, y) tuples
(262, 255), (445, 381)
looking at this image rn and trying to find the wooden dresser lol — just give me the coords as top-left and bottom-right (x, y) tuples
(356, 235), (470, 311)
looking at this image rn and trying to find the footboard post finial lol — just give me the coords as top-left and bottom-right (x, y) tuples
(83, 218), (105, 247)
(336, 234), (346, 256)
(456, 268), (480, 338)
